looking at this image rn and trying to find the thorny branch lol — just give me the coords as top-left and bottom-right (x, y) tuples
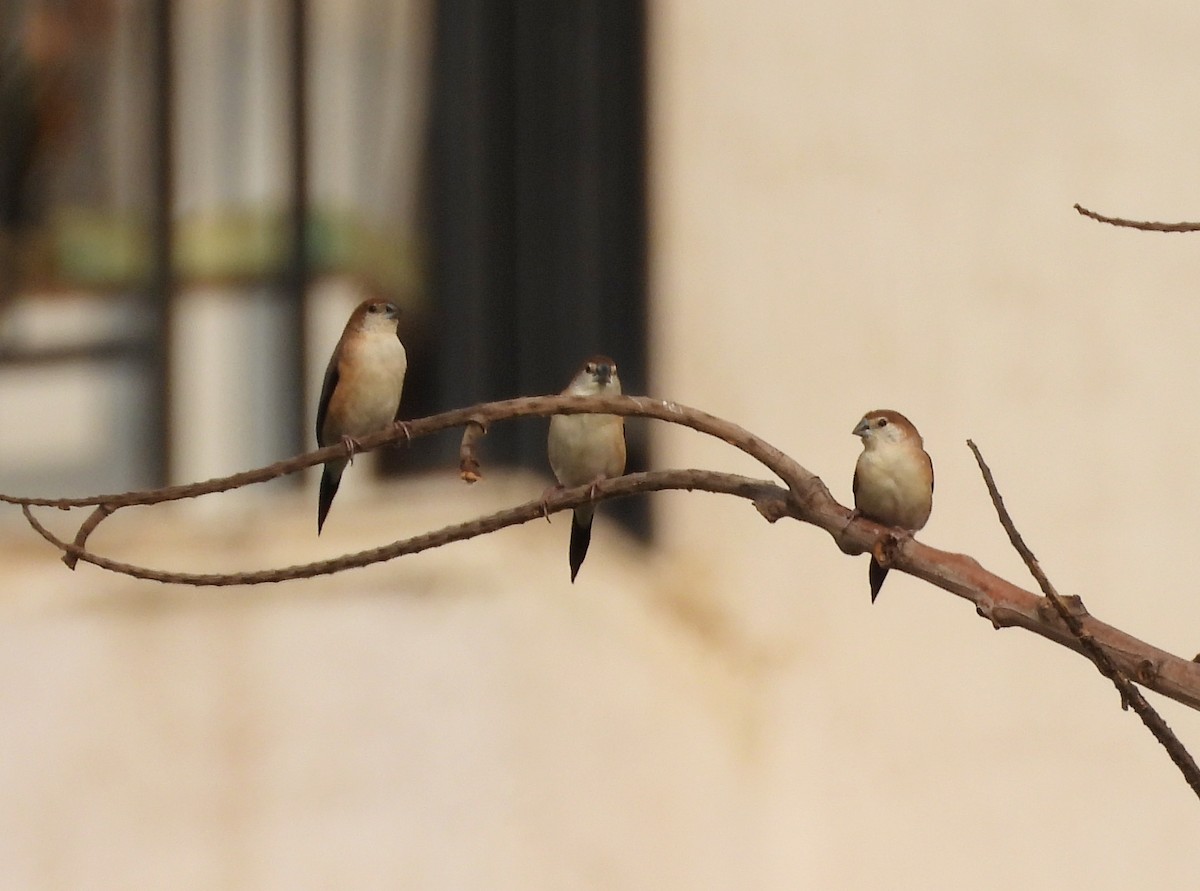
(968, 441), (1200, 799)
(4, 394), (1200, 796)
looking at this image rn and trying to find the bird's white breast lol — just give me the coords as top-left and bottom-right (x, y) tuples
(336, 332), (407, 437)
(548, 413), (625, 488)
(855, 446), (932, 530)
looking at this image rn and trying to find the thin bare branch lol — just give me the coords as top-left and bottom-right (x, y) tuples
(2, 394), (825, 568)
(968, 440), (1200, 798)
(21, 470), (782, 585)
(0, 394), (819, 509)
(7, 395), (1200, 726)
(1073, 202), (1200, 232)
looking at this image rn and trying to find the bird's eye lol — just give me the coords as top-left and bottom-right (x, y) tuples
(585, 363), (596, 374)
(367, 303), (381, 314)
(876, 417), (888, 427)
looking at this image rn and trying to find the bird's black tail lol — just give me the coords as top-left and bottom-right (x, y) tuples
(317, 464), (343, 534)
(869, 558), (889, 603)
(568, 512), (593, 582)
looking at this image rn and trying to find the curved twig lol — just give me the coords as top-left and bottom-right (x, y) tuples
(0, 394), (817, 508)
(21, 470), (783, 585)
(6, 396), (1200, 755)
(2, 394), (824, 559)
(1073, 203), (1200, 232)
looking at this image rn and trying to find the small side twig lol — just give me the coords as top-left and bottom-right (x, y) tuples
(1073, 203), (1200, 233)
(63, 503), (115, 570)
(968, 439), (1200, 800)
(459, 417), (488, 483)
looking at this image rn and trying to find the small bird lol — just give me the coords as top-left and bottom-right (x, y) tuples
(851, 409), (934, 602)
(315, 299), (407, 534)
(547, 355), (627, 582)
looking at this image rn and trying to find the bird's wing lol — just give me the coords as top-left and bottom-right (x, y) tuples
(315, 355), (340, 445)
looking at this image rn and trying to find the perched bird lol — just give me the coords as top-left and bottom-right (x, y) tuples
(547, 355), (626, 582)
(851, 409), (934, 602)
(315, 299), (407, 534)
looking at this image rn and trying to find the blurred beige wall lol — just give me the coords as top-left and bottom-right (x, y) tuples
(649, 0), (1200, 885)
(3, 1), (1200, 889)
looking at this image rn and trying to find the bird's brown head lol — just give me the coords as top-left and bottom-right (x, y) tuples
(348, 299), (401, 334)
(852, 409), (921, 447)
(567, 355), (621, 395)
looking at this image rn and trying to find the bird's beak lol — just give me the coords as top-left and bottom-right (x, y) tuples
(852, 419), (869, 438)
(595, 364), (612, 385)
(384, 303), (400, 319)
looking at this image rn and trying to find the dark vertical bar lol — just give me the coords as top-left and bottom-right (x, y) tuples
(428, 0), (519, 460)
(510, 0), (649, 392)
(283, 0), (310, 460)
(597, 0), (649, 407)
(146, 0), (175, 485)
(508, 0), (649, 533)
(426, 1), (648, 533)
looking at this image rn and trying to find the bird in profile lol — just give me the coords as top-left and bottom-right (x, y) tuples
(546, 355), (626, 581)
(315, 299), (407, 534)
(851, 409), (934, 602)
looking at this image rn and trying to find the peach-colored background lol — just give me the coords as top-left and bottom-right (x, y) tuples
(2, 1), (1199, 887)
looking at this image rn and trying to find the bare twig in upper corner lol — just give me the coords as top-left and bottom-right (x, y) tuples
(1074, 203), (1200, 232)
